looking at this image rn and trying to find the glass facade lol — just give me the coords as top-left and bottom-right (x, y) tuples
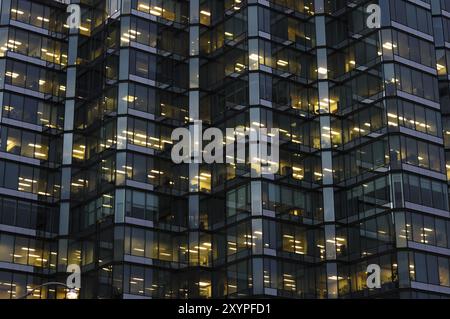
(0, 0), (450, 299)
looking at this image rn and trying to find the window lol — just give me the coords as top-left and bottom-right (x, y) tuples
(438, 257), (450, 287)
(403, 174), (449, 210)
(391, 0), (432, 34)
(0, 233), (14, 263)
(16, 201), (30, 228)
(132, 191), (145, 219)
(1, 198), (15, 225)
(427, 255), (440, 285)
(436, 219), (447, 248)
(5, 60), (65, 96)
(125, 189), (166, 224)
(395, 64), (439, 101)
(4, 162), (19, 189)
(130, 50), (156, 80)
(129, 266), (145, 295)
(414, 253), (428, 283)
(131, 228), (145, 257)
(387, 99), (442, 137)
(10, 0), (65, 33)
(0, 126), (51, 161)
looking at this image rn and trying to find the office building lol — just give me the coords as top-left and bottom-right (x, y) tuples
(0, 0), (450, 299)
